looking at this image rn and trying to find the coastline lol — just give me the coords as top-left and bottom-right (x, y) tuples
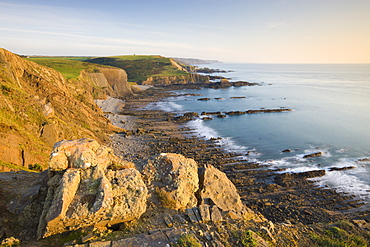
(105, 86), (370, 224)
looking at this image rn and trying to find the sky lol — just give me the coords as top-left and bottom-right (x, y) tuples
(0, 0), (370, 63)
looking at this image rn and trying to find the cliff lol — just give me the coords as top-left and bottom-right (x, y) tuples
(0, 49), (134, 171)
(85, 55), (210, 85)
(142, 73), (209, 86)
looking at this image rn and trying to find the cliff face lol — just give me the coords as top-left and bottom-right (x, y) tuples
(142, 74), (209, 86)
(0, 49), (124, 171)
(80, 67), (138, 98)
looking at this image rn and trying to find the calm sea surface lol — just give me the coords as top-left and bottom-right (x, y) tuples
(147, 63), (370, 206)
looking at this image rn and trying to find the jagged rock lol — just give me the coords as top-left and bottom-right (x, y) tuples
(199, 204), (211, 222)
(303, 152), (323, 158)
(143, 153), (199, 210)
(210, 206), (223, 222)
(37, 139), (148, 239)
(186, 208), (199, 223)
(48, 138), (128, 171)
(198, 164), (261, 221)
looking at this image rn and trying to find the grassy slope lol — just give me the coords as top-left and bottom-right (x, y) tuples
(28, 55), (188, 83)
(26, 57), (100, 80)
(86, 55), (188, 83)
(0, 52), (118, 170)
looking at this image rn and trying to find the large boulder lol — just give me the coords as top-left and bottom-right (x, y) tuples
(143, 153), (199, 210)
(37, 139), (148, 239)
(198, 164), (262, 221)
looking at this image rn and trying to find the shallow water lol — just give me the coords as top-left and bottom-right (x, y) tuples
(147, 63), (370, 205)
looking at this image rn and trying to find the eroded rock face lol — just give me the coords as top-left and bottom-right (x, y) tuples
(143, 153), (199, 210)
(199, 164), (262, 221)
(37, 139), (148, 239)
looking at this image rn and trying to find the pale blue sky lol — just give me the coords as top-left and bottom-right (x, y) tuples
(1, 0), (369, 63)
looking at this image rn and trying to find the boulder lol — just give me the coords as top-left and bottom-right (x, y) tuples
(198, 164), (260, 220)
(48, 138), (125, 171)
(143, 153), (199, 210)
(37, 139), (148, 239)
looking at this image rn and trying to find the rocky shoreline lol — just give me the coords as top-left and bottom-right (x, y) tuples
(108, 87), (370, 225)
(1, 86), (369, 247)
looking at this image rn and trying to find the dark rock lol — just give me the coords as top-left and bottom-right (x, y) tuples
(186, 208), (199, 223)
(329, 166), (355, 171)
(217, 114), (226, 118)
(246, 108), (292, 114)
(230, 96), (246, 99)
(232, 81), (259, 87)
(184, 112), (199, 118)
(202, 117), (213, 121)
(198, 97), (211, 101)
(303, 152), (323, 158)
(275, 170), (326, 186)
(357, 158), (370, 162)
(282, 149), (293, 153)
(201, 111), (222, 115)
(225, 111), (246, 115)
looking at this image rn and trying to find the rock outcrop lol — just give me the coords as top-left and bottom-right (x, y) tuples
(143, 153), (199, 210)
(0, 138), (264, 245)
(142, 74), (209, 86)
(198, 164), (260, 220)
(143, 153), (262, 222)
(37, 139), (148, 239)
(82, 67), (139, 97)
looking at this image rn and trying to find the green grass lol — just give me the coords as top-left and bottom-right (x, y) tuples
(86, 55), (188, 83)
(27, 55), (189, 82)
(26, 57), (101, 80)
(175, 234), (202, 247)
(111, 55), (164, 61)
(310, 224), (368, 247)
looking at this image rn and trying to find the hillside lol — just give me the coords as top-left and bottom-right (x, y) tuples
(0, 49), (135, 171)
(86, 55), (209, 85)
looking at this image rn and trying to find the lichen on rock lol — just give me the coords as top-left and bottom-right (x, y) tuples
(37, 138), (148, 239)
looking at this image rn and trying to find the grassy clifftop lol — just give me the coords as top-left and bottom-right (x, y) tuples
(86, 55), (188, 83)
(26, 57), (99, 80)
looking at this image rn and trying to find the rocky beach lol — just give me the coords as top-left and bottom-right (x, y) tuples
(104, 87), (370, 225)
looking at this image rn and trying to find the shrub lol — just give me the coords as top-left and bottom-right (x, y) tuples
(240, 230), (257, 247)
(175, 234), (201, 247)
(29, 163), (43, 172)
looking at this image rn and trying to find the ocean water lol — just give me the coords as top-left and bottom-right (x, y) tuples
(147, 63), (370, 206)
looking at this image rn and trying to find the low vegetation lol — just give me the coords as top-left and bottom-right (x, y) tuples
(26, 57), (101, 80)
(309, 221), (369, 247)
(86, 55), (188, 83)
(175, 234), (202, 247)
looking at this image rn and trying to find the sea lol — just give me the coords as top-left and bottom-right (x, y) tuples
(146, 63), (370, 207)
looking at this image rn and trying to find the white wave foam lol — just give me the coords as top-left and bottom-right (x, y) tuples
(185, 119), (249, 154)
(145, 101), (183, 112)
(302, 146), (332, 158)
(312, 169), (370, 203)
